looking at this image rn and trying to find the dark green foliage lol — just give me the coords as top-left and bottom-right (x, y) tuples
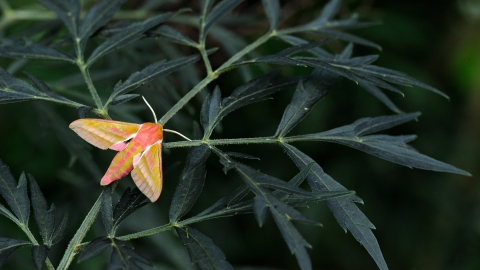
(176, 226), (233, 270)
(0, 0), (471, 269)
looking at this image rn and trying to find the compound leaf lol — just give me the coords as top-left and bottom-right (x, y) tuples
(0, 38), (75, 62)
(29, 175), (55, 245)
(0, 160), (30, 225)
(262, 0), (281, 30)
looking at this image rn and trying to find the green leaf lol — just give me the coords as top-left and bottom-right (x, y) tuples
(29, 175), (55, 245)
(78, 237), (111, 262)
(278, 35), (331, 58)
(202, 0), (243, 40)
(196, 184), (250, 218)
(0, 160), (30, 225)
(0, 238), (31, 267)
(51, 212), (68, 245)
(0, 38), (75, 62)
(108, 239), (152, 269)
(253, 195), (269, 226)
(176, 226), (233, 270)
(31, 244), (48, 270)
(359, 81), (403, 114)
(290, 113), (470, 175)
(315, 29), (381, 50)
(112, 188), (148, 230)
(205, 71), (298, 136)
(153, 25), (198, 47)
(79, 0), (127, 51)
(262, 0), (281, 30)
(108, 54), (201, 105)
(312, 0), (341, 25)
(200, 86), (221, 135)
(0, 204), (17, 223)
(87, 12), (177, 66)
(101, 185), (113, 235)
(109, 94), (139, 106)
(37, 0), (80, 37)
(169, 145), (211, 223)
(275, 69), (339, 138)
(282, 144), (388, 270)
(77, 106), (93, 118)
(0, 68), (82, 106)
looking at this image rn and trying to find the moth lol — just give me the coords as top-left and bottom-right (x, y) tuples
(69, 97), (190, 202)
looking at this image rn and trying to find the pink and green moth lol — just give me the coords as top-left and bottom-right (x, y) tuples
(69, 97), (190, 202)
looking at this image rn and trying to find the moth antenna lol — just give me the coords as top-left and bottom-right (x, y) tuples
(164, 129), (192, 141)
(142, 96), (157, 123)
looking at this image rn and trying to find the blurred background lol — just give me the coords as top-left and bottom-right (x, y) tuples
(0, 0), (479, 269)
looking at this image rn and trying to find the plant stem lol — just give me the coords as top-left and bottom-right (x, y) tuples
(116, 224), (173, 241)
(56, 192), (103, 270)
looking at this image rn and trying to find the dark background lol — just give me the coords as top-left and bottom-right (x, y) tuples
(0, 0), (479, 269)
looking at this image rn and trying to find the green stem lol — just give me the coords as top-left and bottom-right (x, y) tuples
(78, 65), (105, 113)
(56, 192), (103, 270)
(163, 136), (279, 149)
(116, 224), (173, 241)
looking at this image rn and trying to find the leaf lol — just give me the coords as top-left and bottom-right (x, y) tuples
(202, 0), (244, 40)
(112, 187), (148, 230)
(0, 68), (82, 106)
(205, 71), (299, 135)
(278, 35), (332, 58)
(108, 54), (201, 104)
(101, 185), (113, 235)
(0, 160), (30, 225)
(315, 29), (381, 50)
(87, 12), (178, 66)
(109, 94), (139, 106)
(37, 0), (80, 36)
(108, 239), (152, 269)
(0, 38), (75, 62)
(312, 0), (341, 25)
(359, 81), (403, 114)
(0, 238), (31, 267)
(200, 86), (221, 135)
(176, 226), (233, 270)
(79, 0), (127, 51)
(282, 144), (388, 270)
(292, 113), (470, 175)
(0, 204), (17, 223)
(253, 196), (269, 227)
(153, 25), (198, 47)
(78, 237), (111, 262)
(51, 212), (68, 245)
(262, 0), (281, 30)
(29, 175), (55, 245)
(31, 244), (48, 270)
(169, 145), (211, 223)
(275, 68), (339, 138)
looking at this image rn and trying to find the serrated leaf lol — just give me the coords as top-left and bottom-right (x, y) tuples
(37, 0), (80, 36)
(176, 226), (233, 270)
(51, 212), (68, 245)
(87, 12), (178, 66)
(0, 38), (75, 62)
(109, 94), (139, 106)
(153, 25), (198, 46)
(29, 175), (54, 245)
(79, 0), (127, 51)
(290, 113), (470, 175)
(202, 0), (243, 40)
(108, 239), (152, 269)
(0, 160), (30, 225)
(0, 238), (31, 267)
(262, 0), (281, 30)
(78, 237), (111, 262)
(275, 69), (339, 138)
(32, 244), (48, 270)
(108, 54), (201, 104)
(169, 145), (211, 223)
(200, 86), (221, 135)
(282, 144), (388, 270)
(0, 68), (82, 106)
(112, 187), (148, 229)
(101, 185), (113, 235)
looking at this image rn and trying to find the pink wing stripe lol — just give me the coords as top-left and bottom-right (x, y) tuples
(110, 141), (128, 151)
(131, 143), (162, 202)
(69, 119), (140, 150)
